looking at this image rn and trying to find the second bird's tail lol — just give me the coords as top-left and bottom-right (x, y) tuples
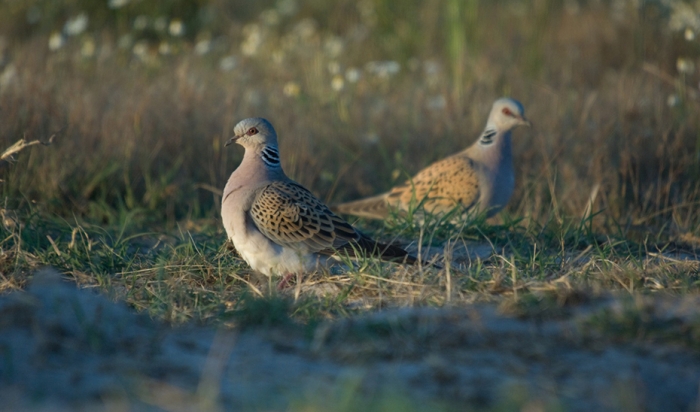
(331, 193), (390, 220)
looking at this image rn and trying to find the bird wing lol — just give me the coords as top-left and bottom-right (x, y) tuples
(249, 180), (362, 253)
(386, 154), (480, 214)
(249, 180), (415, 263)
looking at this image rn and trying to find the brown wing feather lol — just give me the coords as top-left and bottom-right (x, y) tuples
(250, 181), (357, 252)
(250, 181), (415, 263)
(387, 154), (480, 214)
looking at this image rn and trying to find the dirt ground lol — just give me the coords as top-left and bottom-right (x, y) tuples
(1, 269), (699, 411)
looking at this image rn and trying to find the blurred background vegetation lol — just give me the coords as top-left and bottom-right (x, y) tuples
(0, 0), (699, 237)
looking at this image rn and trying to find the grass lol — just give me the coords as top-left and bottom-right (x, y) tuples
(0, 202), (696, 327)
(0, 0), (700, 409)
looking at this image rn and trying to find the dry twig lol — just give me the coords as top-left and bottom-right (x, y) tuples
(0, 133), (57, 164)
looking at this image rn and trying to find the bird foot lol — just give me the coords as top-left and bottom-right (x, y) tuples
(276, 273), (296, 290)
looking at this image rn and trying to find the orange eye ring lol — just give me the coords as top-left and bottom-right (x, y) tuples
(247, 127), (259, 136)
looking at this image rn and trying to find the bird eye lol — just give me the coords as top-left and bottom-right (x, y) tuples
(502, 107), (513, 117)
(247, 127), (259, 136)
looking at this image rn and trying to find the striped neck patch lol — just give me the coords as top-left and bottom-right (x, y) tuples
(261, 145), (281, 167)
(479, 129), (497, 145)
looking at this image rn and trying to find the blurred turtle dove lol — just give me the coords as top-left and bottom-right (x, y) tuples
(221, 118), (418, 283)
(333, 98), (531, 220)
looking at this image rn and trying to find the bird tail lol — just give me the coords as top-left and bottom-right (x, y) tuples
(331, 193), (390, 220)
(355, 236), (442, 269)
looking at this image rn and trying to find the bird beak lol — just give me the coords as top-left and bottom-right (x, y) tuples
(520, 117), (532, 128)
(224, 135), (240, 147)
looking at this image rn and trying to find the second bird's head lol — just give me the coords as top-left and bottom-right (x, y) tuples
(489, 98), (532, 131)
(226, 117), (278, 148)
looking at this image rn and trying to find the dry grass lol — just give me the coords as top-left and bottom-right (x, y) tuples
(0, 207), (696, 329)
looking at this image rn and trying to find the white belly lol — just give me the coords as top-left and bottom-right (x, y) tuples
(223, 213), (320, 277)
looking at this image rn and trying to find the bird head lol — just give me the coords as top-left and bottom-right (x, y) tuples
(488, 98), (531, 131)
(226, 117), (278, 149)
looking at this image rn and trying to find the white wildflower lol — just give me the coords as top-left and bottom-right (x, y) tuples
(283, 81), (301, 97)
(219, 56), (237, 71)
(261, 9), (280, 26)
(669, 1), (700, 33)
(324, 36), (344, 58)
(363, 132), (379, 144)
(365, 60), (400, 78)
(564, 0), (580, 15)
(331, 75), (344, 91)
(241, 24), (262, 56)
(48, 32), (64, 51)
(158, 42), (171, 55)
(245, 90), (262, 106)
(609, 0), (629, 21)
(118, 34), (133, 49)
(64, 13), (88, 36)
(194, 39), (211, 55)
(133, 15), (148, 31)
(169, 19), (184, 37)
(357, 0), (377, 27)
(292, 19), (317, 39)
(328, 61), (340, 75)
(0, 64), (17, 89)
(426, 95), (447, 111)
(271, 49), (285, 64)
(154, 16), (167, 32)
(132, 41), (149, 59)
(26, 7), (41, 24)
(423, 60), (442, 77)
(109, 0), (129, 9)
(686, 28), (696, 41)
(276, 0), (298, 16)
(423, 60), (442, 86)
(345, 68), (361, 83)
(81, 38), (95, 57)
(667, 94), (680, 107)
(677, 57), (695, 74)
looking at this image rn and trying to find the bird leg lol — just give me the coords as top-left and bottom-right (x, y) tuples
(276, 273), (296, 290)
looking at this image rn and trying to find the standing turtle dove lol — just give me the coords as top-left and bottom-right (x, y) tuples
(221, 118), (418, 284)
(333, 98), (531, 220)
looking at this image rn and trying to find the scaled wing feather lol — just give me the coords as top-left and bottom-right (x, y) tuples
(387, 155), (481, 214)
(249, 181), (360, 253)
